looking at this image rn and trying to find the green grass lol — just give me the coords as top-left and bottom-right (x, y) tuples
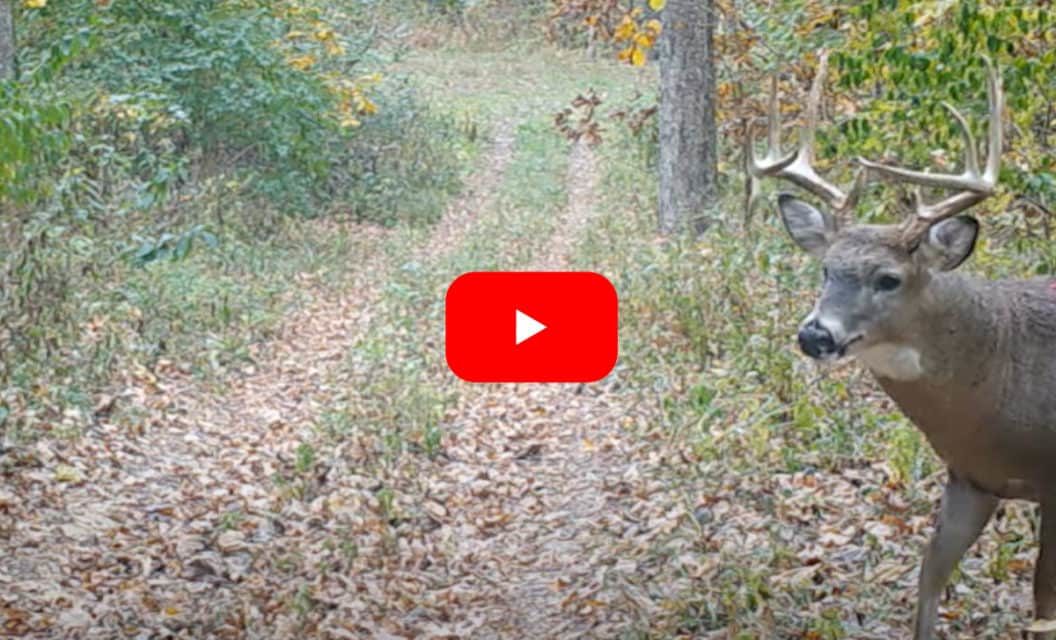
(568, 89), (1056, 636)
(390, 45), (656, 138)
(0, 87), (483, 442)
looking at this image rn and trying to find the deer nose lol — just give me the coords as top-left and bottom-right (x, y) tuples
(798, 319), (837, 359)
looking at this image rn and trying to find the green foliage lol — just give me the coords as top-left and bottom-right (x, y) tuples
(0, 23), (90, 204)
(734, 1), (1056, 228)
(830, 2), (1056, 214)
(0, 81), (73, 203)
(341, 77), (468, 226)
(17, 0), (364, 210)
(127, 225), (219, 267)
(1, 1), (477, 440)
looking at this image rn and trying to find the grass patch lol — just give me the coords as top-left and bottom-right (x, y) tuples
(331, 114), (572, 465)
(1, 101), (481, 444)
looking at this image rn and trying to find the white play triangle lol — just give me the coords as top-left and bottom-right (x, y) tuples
(515, 309), (546, 345)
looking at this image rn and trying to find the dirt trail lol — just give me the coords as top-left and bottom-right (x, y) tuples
(328, 141), (691, 639)
(0, 121), (692, 640)
(439, 141), (652, 637)
(0, 123), (519, 639)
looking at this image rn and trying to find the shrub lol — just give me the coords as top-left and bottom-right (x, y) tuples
(0, 0), (474, 438)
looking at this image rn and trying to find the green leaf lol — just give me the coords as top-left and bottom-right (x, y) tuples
(173, 234), (193, 261)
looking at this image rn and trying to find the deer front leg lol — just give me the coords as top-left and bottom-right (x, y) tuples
(913, 471), (998, 640)
(1033, 502), (1056, 639)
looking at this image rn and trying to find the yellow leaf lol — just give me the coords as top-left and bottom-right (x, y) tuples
(631, 46), (646, 67)
(54, 464), (82, 483)
(287, 55), (316, 71)
(644, 19), (662, 35)
(613, 15), (636, 41)
(24, 0), (47, 7)
(648, 0), (665, 10)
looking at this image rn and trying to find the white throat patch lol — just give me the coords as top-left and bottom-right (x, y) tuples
(854, 343), (924, 381)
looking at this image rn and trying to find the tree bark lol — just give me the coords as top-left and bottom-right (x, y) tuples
(657, 0), (717, 234)
(0, 0), (14, 81)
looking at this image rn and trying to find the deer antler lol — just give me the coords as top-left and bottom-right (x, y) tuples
(747, 50), (866, 221)
(856, 56), (1004, 247)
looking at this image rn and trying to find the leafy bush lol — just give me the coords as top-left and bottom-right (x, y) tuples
(0, 0), (475, 437)
(15, 0), (381, 212)
(831, 3), (1056, 214)
(725, 2), (1056, 220)
(339, 76), (468, 226)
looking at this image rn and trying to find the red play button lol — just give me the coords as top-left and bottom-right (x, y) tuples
(445, 271), (618, 383)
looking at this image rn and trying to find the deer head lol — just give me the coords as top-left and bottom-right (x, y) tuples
(749, 52), (1004, 369)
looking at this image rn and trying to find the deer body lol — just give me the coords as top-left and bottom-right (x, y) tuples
(750, 51), (1056, 638)
(866, 272), (1056, 501)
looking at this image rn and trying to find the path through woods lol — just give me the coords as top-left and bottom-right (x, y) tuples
(0, 72), (696, 638)
(3, 45), (1047, 640)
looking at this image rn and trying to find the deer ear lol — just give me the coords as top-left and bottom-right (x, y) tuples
(914, 216), (979, 271)
(777, 193), (836, 258)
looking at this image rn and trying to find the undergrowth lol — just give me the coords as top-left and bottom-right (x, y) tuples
(340, 117), (571, 463)
(0, 2), (480, 442)
(574, 103), (1056, 638)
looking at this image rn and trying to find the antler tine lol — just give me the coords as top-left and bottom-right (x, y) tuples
(766, 74), (782, 158)
(800, 47), (826, 164)
(746, 50), (863, 218)
(856, 56), (1004, 244)
(941, 101), (980, 176)
(981, 54), (1003, 184)
(746, 74), (796, 175)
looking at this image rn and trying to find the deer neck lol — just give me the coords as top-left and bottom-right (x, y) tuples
(855, 271), (1002, 386)
(859, 272), (1047, 496)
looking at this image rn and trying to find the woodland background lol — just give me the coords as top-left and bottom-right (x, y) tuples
(0, 0), (1055, 638)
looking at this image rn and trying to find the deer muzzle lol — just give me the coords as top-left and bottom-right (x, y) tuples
(798, 318), (839, 359)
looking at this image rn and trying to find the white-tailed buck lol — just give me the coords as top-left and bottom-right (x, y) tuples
(750, 52), (1056, 638)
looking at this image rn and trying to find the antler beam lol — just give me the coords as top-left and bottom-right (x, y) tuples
(856, 57), (1004, 245)
(747, 51), (865, 219)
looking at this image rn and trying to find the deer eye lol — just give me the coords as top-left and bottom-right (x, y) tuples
(875, 274), (902, 291)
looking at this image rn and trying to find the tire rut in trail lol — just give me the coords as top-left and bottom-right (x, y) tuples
(0, 120), (519, 639)
(532, 139), (599, 271)
(459, 141), (638, 637)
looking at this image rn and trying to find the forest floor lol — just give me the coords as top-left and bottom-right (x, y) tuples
(0, 49), (695, 640)
(0, 45), (1043, 640)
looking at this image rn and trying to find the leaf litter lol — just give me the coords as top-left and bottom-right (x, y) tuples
(0, 110), (1044, 640)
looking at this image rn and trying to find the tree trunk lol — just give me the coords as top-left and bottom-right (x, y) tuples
(657, 0), (717, 234)
(0, 0), (14, 81)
